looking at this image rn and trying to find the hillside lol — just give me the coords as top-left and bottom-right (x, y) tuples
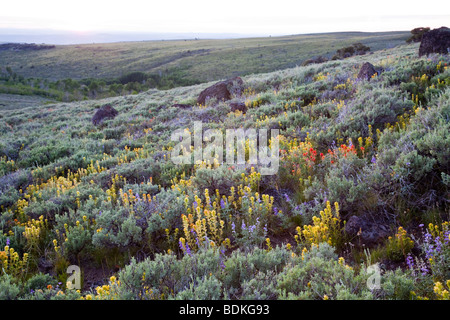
(0, 40), (449, 301)
(0, 31), (409, 83)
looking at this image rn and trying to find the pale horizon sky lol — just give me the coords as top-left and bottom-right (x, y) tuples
(1, 0), (449, 36)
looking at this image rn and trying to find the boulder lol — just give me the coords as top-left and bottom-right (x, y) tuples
(419, 27), (450, 57)
(229, 101), (247, 113)
(357, 62), (378, 81)
(197, 76), (244, 106)
(344, 215), (390, 247)
(92, 104), (118, 125)
(301, 55), (328, 66)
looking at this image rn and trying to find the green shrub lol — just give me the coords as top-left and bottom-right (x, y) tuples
(0, 274), (20, 300)
(172, 275), (222, 300)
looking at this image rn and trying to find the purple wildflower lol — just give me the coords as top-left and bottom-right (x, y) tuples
(178, 239), (191, 256)
(406, 254), (415, 270)
(420, 264), (429, 276)
(284, 193), (290, 202)
(423, 231), (434, 259)
(220, 198), (226, 209)
(273, 207), (278, 215)
(435, 236), (442, 253)
(185, 242), (191, 255)
(444, 230), (450, 245)
(6, 237), (10, 246)
(371, 156), (377, 164)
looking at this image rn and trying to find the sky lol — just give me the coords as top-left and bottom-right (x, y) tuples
(1, 0), (449, 37)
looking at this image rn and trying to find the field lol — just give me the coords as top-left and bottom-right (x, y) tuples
(0, 31), (409, 83)
(0, 33), (449, 301)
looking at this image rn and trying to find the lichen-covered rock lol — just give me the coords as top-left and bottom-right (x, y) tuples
(357, 62), (378, 81)
(418, 27), (450, 57)
(197, 76), (244, 106)
(345, 215), (390, 247)
(92, 104), (118, 125)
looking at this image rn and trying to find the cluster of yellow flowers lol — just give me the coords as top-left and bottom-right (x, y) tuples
(23, 215), (47, 253)
(0, 245), (29, 278)
(255, 114), (277, 128)
(283, 101), (300, 111)
(240, 167), (261, 191)
(427, 221), (449, 239)
(333, 78), (353, 91)
(181, 190), (226, 250)
(314, 72), (329, 82)
(433, 280), (450, 300)
(116, 146), (148, 165)
(296, 201), (341, 248)
(82, 276), (121, 300)
(0, 156), (16, 173)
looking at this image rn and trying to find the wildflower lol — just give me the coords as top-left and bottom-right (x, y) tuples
(371, 156), (376, 164)
(284, 193), (290, 202)
(273, 207), (278, 216)
(420, 264), (429, 276)
(220, 198), (226, 209)
(5, 238), (10, 246)
(406, 254), (415, 270)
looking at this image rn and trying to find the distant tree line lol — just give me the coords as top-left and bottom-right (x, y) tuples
(0, 67), (201, 102)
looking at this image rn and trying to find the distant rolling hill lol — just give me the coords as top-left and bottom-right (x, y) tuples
(0, 31), (410, 83)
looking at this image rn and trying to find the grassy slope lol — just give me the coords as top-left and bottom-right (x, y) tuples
(0, 31), (409, 83)
(1, 40), (449, 299)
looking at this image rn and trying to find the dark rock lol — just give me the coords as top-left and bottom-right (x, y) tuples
(418, 27), (450, 57)
(172, 104), (192, 109)
(301, 55), (328, 66)
(197, 76), (244, 106)
(92, 104), (118, 125)
(357, 62), (378, 81)
(345, 215), (390, 247)
(38, 257), (54, 274)
(229, 101), (247, 113)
